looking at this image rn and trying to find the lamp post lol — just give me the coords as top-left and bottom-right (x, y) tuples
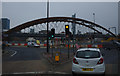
(93, 13), (95, 23)
(47, 0), (49, 53)
(93, 13), (95, 43)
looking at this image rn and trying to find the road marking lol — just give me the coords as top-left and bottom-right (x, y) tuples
(48, 71), (69, 74)
(3, 72), (44, 75)
(54, 72), (68, 74)
(11, 51), (17, 57)
(3, 71), (69, 75)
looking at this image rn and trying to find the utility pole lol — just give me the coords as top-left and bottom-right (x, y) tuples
(47, 0), (49, 53)
(93, 13), (95, 43)
(93, 13), (95, 23)
(93, 13), (95, 33)
(72, 13), (76, 54)
(68, 38), (70, 59)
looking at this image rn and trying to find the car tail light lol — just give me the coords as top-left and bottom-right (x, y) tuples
(97, 58), (104, 64)
(73, 58), (79, 64)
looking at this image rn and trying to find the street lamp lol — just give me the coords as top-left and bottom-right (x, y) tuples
(91, 13), (96, 34)
(47, 0), (49, 53)
(92, 13), (96, 43)
(93, 13), (95, 23)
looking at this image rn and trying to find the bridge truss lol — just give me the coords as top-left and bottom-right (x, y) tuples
(5, 17), (116, 37)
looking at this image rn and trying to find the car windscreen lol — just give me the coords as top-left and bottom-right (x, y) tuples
(76, 50), (100, 58)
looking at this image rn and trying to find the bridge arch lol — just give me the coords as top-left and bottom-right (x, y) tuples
(5, 17), (116, 37)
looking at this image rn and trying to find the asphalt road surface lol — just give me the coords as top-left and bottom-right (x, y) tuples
(2, 46), (120, 76)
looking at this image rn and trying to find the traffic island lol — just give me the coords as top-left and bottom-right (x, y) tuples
(43, 52), (74, 65)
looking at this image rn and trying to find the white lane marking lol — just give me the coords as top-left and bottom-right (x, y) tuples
(11, 51), (17, 57)
(3, 71), (69, 75)
(12, 72), (43, 74)
(48, 71), (68, 74)
(54, 72), (68, 74)
(3, 72), (44, 75)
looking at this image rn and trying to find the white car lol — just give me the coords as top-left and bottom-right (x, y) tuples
(72, 48), (105, 75)
(27, 42), (40, 47)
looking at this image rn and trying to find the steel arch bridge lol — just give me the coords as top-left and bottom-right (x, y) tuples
(5, 17), (116, 37)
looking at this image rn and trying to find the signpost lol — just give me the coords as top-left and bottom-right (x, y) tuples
(55, 51), (60, 62)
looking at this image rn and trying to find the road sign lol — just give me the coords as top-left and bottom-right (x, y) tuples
(55, 51), (60, 62)
(55, 56), (59, 61)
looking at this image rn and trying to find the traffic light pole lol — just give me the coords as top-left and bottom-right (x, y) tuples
(47, 0), (49, 53)
(72, 14), (76, 54)
(52, 39), (53, 57)
(65, 25), (70, 59)
(68, 37), (70, 59)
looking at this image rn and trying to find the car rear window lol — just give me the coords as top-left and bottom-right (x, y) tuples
(76, 50), (100, 58)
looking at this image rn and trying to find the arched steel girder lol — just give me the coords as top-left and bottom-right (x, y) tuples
(54, 20), (102, 34)
(5, 17), (116, 37)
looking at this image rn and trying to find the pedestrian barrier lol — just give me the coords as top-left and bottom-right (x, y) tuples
(65, 44), (68, 47)
(75, 44), (103, 49)
(12, 43), (15, 46)
(6, 43), (103, 49)
(97, 45), (103, 48)
(88, 45), (92, 48)
(7, 43), (43, 47)
(18, 43), (21, 46)
(7, 43), (27, 46)
(65, 44), (71, 48)
(44, 44), (47, 47)
(24, 43), (27, 46)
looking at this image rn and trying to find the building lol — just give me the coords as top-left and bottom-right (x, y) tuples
(2, 18), (10, 32)
(118, 1), (120, 35)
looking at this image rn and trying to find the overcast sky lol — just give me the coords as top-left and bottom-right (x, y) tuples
(2, 2), (118, 34)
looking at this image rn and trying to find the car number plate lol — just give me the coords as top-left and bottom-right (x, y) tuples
(82, 68), (93, 71)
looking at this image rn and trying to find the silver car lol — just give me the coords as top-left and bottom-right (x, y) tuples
(72, 48), (105, 75)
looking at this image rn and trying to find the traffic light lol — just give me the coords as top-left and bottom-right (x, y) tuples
(49, 36), (51, 39)
(51, 28), (55, 38)
(48, 31), (52, 40)
(65, 25), (69, 36)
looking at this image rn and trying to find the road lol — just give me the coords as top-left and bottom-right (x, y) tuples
(2, 46), (120, 76)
